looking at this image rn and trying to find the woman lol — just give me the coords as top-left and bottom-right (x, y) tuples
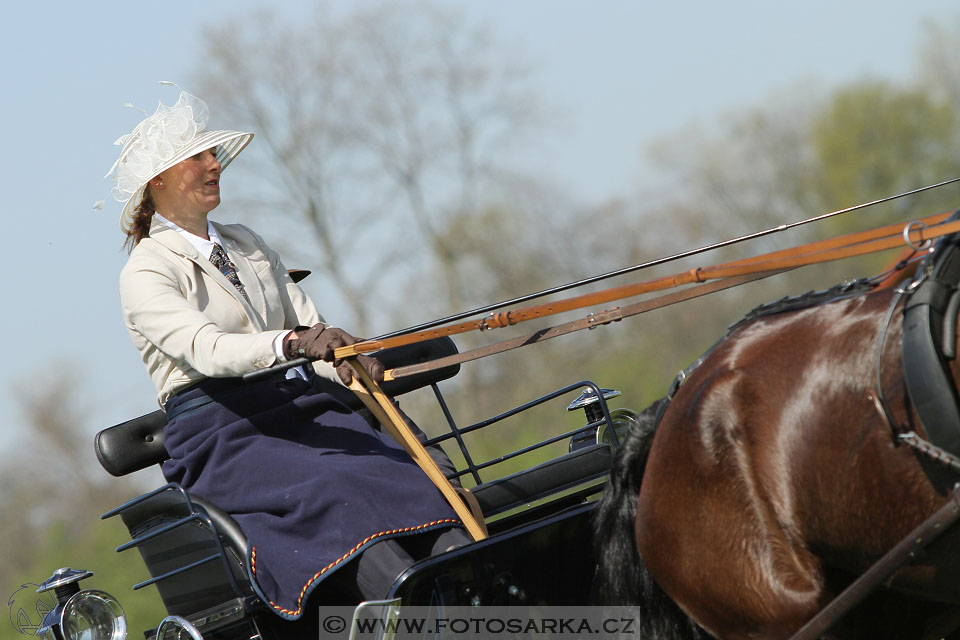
(107, 86), (467, 618)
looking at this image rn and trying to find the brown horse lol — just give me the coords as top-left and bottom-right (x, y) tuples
(594, 257), (960, 639)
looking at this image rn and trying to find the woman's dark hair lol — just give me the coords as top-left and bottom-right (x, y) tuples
(123, 186), (156, 252)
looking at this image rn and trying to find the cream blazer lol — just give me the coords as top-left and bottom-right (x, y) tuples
(120, 217), (340, 407)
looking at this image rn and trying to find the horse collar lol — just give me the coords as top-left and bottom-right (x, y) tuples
(901, 211), (960, 460)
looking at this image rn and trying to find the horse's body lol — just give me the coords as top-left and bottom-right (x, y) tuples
(595, 283), (960, 639)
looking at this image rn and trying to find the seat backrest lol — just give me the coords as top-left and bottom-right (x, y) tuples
(95, 410), (167, 477)
(95, 336), (461, 477)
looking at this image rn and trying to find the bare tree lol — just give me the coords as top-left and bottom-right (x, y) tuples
(640, 83), (827, 255)
(194, 2), (551, 336)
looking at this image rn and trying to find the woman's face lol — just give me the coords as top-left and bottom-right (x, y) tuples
(153, 148), (222, 217)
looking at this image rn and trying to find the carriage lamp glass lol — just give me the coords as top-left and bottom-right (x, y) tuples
(596, 407), (640, 447)
(61, 590), (126, 640)
(35, 568), (127, 640)
(566, 387), (637, 451)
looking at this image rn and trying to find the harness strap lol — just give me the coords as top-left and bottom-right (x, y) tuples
(874, 290), (906, 436)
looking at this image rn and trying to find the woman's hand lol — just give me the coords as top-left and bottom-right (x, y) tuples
(284, 323), (384, 385)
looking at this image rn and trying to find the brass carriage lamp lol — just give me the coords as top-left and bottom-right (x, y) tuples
(35, 567), (127, 640)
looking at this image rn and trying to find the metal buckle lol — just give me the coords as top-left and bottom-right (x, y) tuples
(896, 262), (932, 295)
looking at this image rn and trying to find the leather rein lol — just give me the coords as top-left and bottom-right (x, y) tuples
(242, 208), (960, 386)
(347, 211), (960, 380)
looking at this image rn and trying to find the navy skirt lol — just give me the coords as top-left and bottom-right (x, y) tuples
(161, 375), (462, 618)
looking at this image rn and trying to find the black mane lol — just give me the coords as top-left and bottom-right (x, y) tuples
(729, 277), (876, 333)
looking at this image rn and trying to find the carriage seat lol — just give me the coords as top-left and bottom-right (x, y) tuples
(97, 337), (461, 631)
(95, 337), (461, 477)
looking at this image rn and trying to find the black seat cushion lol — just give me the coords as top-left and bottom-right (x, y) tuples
(470, 444), (613, 516)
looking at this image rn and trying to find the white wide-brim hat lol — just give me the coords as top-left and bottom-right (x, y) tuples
(103, 84), (253, 231)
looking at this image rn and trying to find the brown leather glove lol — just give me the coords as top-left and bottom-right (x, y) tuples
(284, 323), (384, 385)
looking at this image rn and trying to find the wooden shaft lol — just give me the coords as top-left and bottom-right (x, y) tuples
(334, 214), (960, 361)
(386, 268), (790, 381)
(346, 359), (487, 541)
(788, 489), (960, 640)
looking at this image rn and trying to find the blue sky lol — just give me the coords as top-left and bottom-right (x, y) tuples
(2, 0), (957, 450)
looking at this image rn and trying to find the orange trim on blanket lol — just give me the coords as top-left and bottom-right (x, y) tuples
(250, 518), (462, 617)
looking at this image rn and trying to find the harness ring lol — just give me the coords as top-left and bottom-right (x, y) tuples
(903, 220), (933, 252)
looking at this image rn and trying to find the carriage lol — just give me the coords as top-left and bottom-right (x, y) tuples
(33, 335), (637, 640)
(34, 195), (960, 640)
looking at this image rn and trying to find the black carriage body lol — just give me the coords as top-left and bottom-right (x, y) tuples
(91, 337), (625, 639)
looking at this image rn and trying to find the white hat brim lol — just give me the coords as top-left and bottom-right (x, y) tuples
(119, 129), (253, 230)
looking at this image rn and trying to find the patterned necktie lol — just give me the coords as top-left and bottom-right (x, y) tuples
(210, 243), (250, 303)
